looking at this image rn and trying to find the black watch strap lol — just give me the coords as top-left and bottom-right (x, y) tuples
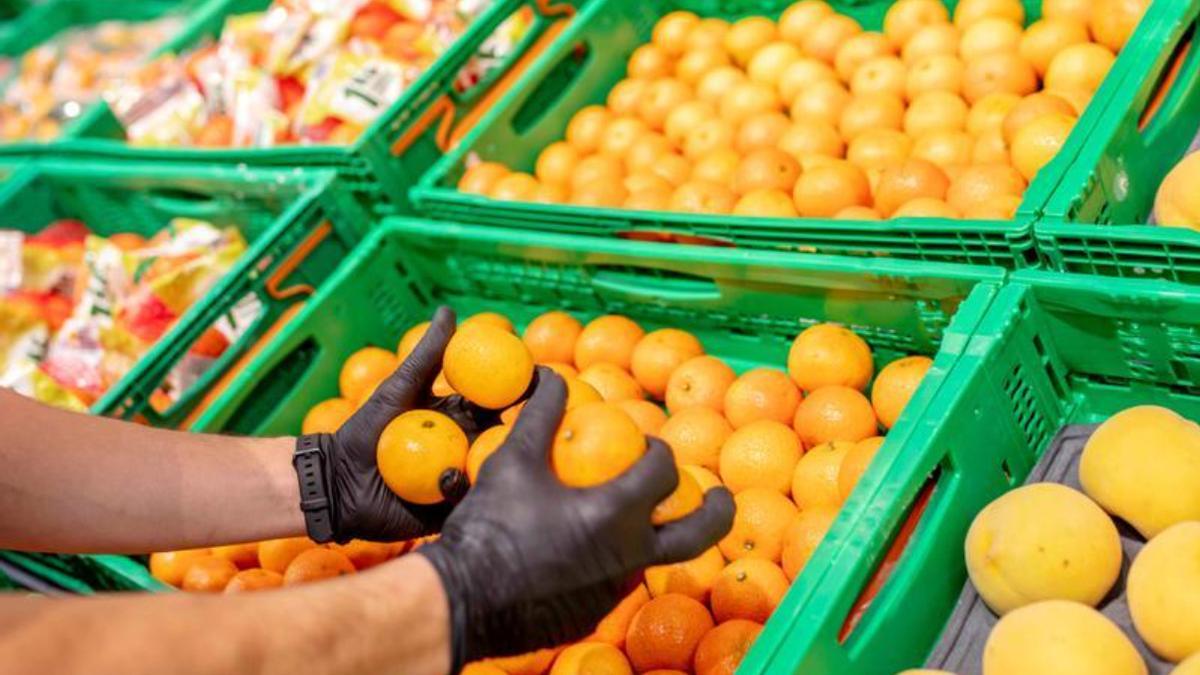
(293, 434), (336, 543)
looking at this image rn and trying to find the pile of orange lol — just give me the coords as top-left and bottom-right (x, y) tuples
(458, 0), (1146, 222)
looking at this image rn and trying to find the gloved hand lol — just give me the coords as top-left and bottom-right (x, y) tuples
(418, 368), (736, 671)
(298, 306), (501, 544)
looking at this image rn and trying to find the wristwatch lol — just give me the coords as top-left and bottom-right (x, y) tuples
(293, 434), (337, 543)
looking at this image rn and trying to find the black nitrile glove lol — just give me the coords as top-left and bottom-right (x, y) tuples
(418, 368), (736, 671)
(297, 306), (503, 544)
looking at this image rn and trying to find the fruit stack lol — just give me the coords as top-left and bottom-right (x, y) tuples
(456, 0), (1146, 220)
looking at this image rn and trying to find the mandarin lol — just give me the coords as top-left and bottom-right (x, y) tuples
(211, 543), (259, 570)
(962, 52), (1037, 104)
(697, 66), (748, 105)
(719, 488), (799, 562)
(883, 0), (950, 48)
(522, 310), (583, 364)
(838, 92), (906, 140)
(625, 594), (714, 672)
(777, 119), (845, 163)
(902, 24), (961, 64)
(719, 420), (804, 495)
(257, 538), (318, 574)
(283, 548), (355, 585)
(677, 48), (732, 87)
(576, 315), (645, 371)
(1011, 112), (1075, 181)
(793, 386), (878, 447)
(628, 44), (674, 80)
(607, 78), (649, 116)
(181, 556), (238, 592)
(1089, 0), (1148, 52)
(665, 355), (737, 414)
(652, 469), (705, 525)
(660, 407), (733, 471)
(566, 105), (613, 153)
(377, 410), (468, 504)
(953, 0), (1024, 28)
(630, 328), (705, 399)
(639, 79), (694, 131)
(780, 506), (839, 580)
(804, 14), (863, 64)
(838, 436), (886, 502)
(671, 181), (738, 214)
(847, 129), (914, 173)
(694, 619), (764, 675)
(589, 584), (650, 647)
(905, 54), (965, 99)
(735, 112), (791, 154)
(725, 16), (778, 67)
(710, 558), (791, 623)
(967, 91), (1021, 135)
(150, 548), (212, 587)
(653, 11), (701, 55)
(874, 158), (950, 216)
(946, 163), (1026, 214)
(466, 424), (510, 483)
(552, 402), (646, 488)
(787, 323), (874, 391)
(580, 363), (645, 402)
(892, 197), (961, 218)
(791, 440), (856, 510)
(911, 130), (973, 173)
(444, 324), (534, 409)
(788, 79), (852, 127)
(688, 18), (731, 52)
(724, 367), (803, 429)
(904, 91), (968, 136)
(959, 18), (1023, 61)
(645, 547), (726, 602)
(733, 189), (800, 217)
(1019, 17), (1090, 76)
(329, 540), (392, 571)
(719, 81), (781, 126)
(683, 464), (724, 493)
(779, 1), (834, 45)
(747, 41), (804, 88)
(617, 399), (669, 435)
(339, 347), (398, 403)
(733, 148), (802, 195)
(458, 161), (511, 195)
(224, 568), (284, 593)
(302, 398), (355, 434)
(835, 32), (896, 82)
(665, 100), (718, 146)
(549, 643), (632, 675)
(1001, 92), (1076, 144)
(850, 56), (908, 99)
(489, 172), (540, 202)
(793, 159), (872, 217)
(1044, 42), (1115, 93)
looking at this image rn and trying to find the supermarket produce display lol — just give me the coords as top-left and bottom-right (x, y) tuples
(8, 0), (1200, 674)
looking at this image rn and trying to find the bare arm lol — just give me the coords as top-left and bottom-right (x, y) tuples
(0, 388), (303, 553)
(0, 554), (450, 675)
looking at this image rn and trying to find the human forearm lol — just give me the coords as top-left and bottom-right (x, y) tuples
(0, 554), (449, 675)
(0, 389), (303, 553)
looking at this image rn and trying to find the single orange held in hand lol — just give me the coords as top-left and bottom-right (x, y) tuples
(694, 619), (764, 675)
(871, 355), (933, 429)
(659, 407), (733, 471)
(644, 547), (725, 602)
(631, 328), (705, 399)
(224, 568), (284, 593)
(149, 549), (212, 587)
(283, 548), (356, 585)
(552, 402), (646, 488)
(443, 324), (534, 409)
(719, 420), (804, 496)
(181, 556), (238, 593)
(522, 310), (583, 364)
(787, 323), (874, 392)
(791, 440), (856, 510)
(665, 355), (737, 414)
(339, 347), (398, 403)
(377, 410), (468, 504)
(257, 538), (318, 574)
(625, 594), (714, 672)
(710, 558), (791, 623)
(575, 315), (645, 371)
(719, 488), (799, 562)
(781, 506), (840, 580)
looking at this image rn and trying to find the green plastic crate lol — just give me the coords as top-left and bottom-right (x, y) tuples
(0, 551), (165, 593)
(0, 159), (360, 428)
(0, 0), (222, 156)
(741, 268), (1200, 674)
(407, 0), (1138, 268)
(52, 0), (580, 217)
(1037, 0), (1200, 283)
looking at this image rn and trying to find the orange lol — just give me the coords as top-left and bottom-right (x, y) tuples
(589, 584), (650, 647)
(847, 129), (913, 173)
(710, 558), (791, 623)
(329, 540), (392, 571)
(339, 347), (398, 403)
(665, 100), (717, 146)
(459, 161), (511, 195)
(599, 116), (651, 160)
(626, 133), (674, 174)
(793, 386), (879, 448)
(946, 163), (1026, 213)
(549, 643), (632, 675)
(181, 556), (238, 592)
(444, 324), (535, 409)
(283, 548), (355, 585)
(606, 78), (649, 117)
(747, 41), (804, 88)
(787, 323), (874, 392)
(257, 538), (318, 574)
(719, 488), (799, 562)
(466, 424), (509, 483)
(724, 367), (802, 430)
(650, 153), (694, 187)
(566, 105), (612, 153)
(545, 362), (579, 379)
(892, 197), (961, 218)
(579, 363), (645, 402)
(617, 399), (669, 435)
(532, 183), (568, 205)
(572, 181), (630, 207)
(883, 0), (950, 48)
(625, 594), (714, 672)
(1044, 42), (1115, 93)
(964, 193), (1022, 218)
(676, 48), (732, 86)
(804, 13), (863, 64)
(483, 649), (563, 675)
(630, 328), (705, 399)
(1001, 92), (1077, 144)
(665, 355), (736, 414)
(779, 1), (834, 46)
(552, 402), (646, 488)
(902, 24), (961, 64)
(626, 172), (676, 197)
(660, 407), (733, 471)
(959, 18), (1022, 61)
(671, 181), (737, 214)
(733, 148), (801, 195)
(791, 439), (856, 509)
(684, 118), (736, 161)
(735, 112), (790, 154)
(683, 464), (723, 493)
(301, 398), (355, 434)
(224, 568), (283, 593)
(905, 54), (965, 99)
(787, 79), (851, 127)
(1019, 18), (1090, 76)
(734, 189), (799, 217)
(838, 92), (906, 140)
(968, 91), (1021, 135)
(692, 148), (742, 185)
(651, 469), (704, 525)
(911, 130), (973, 173)
(687, 18), (731, 52)
(645, 547), (725, 602)
(1045, 87), (1091, 115)
(1155, 151), (1200, 228)
(653, 11), (701, 55)
(724, 16), (777, 67)
(377, 410), (468, 504)
(835, 32), (896, 82)
(962, 52), (1037, 104)
(874, 158), (950, 216)
(953, 0), (1024, 28)
(1089, 0), (1148, 52)
(522, 310), (583, 364)
(719, 420), (803, 495)
(489, 172), (540, 201)
(149, 549), (212, 587)
(719, 81), (781, 127)
(211, 543), (259, 570)
(778, 58), (839, 103)
(777, 120), (845, 164)
(780, 506), (839, 580)
(835, 205), (883, 220)
(696, 66), (748, 105)
(397, 320), (430, 360)
(850, 56), (907, 99)
(637, 78), (693, 132)
(838, 436), (886, 502)
(628, 44), (674, 80)
(694, 619), (764, 675)
(575, 315), (645, 372)
(972, 130), (1010, 165)
(461, 312), (516, 333)
(1010, 112), (1075, 181)
(571, 154), (624, 193)
(793, 159), (872, 217)
(904, 91), (968, 136)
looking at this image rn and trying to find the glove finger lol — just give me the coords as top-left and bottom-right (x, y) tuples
(652, 486), (735, 565)
(438, 468), (470, 504)
(373, 306), (456, 413)
(599, 438), (678, 510)
(507, 367), (567, 466)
